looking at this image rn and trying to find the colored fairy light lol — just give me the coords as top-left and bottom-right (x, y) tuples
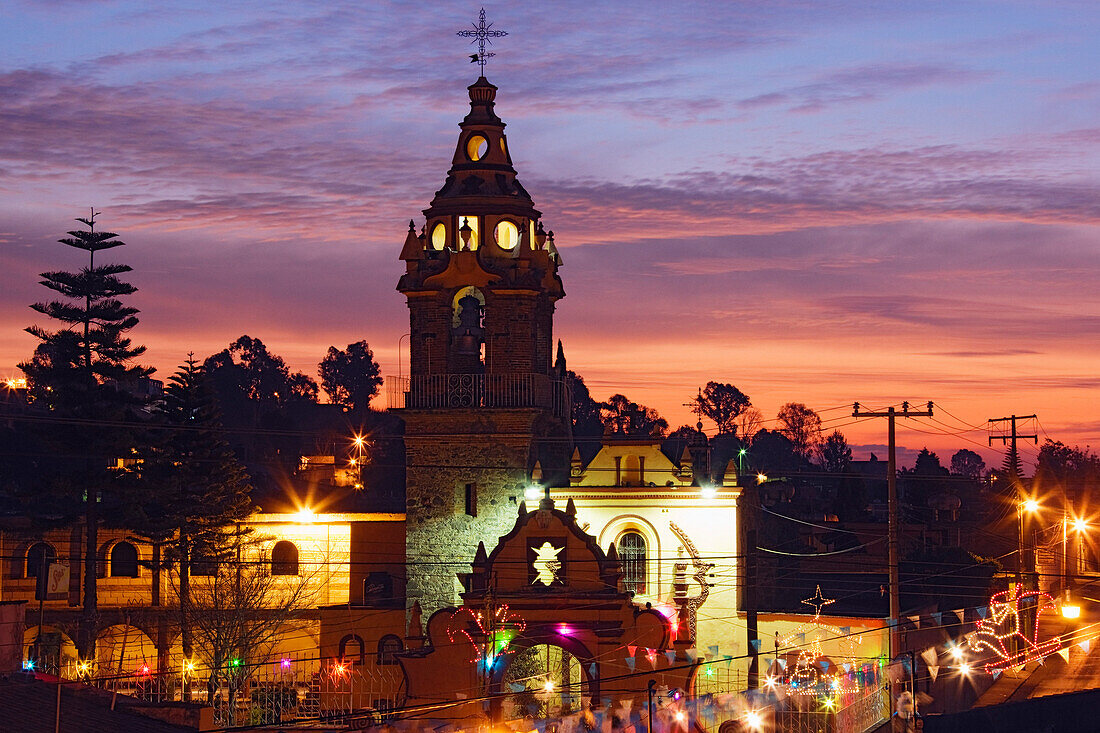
(280, 658), (292, 669)
(557, 624), (573, 636)
(779, 584), (862, 694)
(23, 660), (34, 671)
(138, 663), (151, 676)
(446, 604), (526, 664)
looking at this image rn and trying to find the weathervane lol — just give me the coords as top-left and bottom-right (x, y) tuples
(457, 8), (507, 76)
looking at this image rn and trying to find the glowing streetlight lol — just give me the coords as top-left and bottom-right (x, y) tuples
(959, 662), (972, 675)
(756, 473), (768, 484)
(543, 679), (555, 693)
(351, 435), (366, 490)
(1074, 518), (1088, 533)
(1023, 499), (1040, 513)
(744, 709), (764, 731)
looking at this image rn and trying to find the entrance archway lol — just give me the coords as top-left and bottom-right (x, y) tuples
(500, 643), (588, 720)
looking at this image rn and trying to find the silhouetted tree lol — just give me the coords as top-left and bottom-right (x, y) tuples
(911, 448), (948, 476)
(950, 449), (986, 480)
(820, 431), (853, 474)
(736, 407), (764, 443)
(690, 381), (751, 435)
(776, 402), (823, 459)
(600, 394), (668, 438)
(204, 335), (317, 405)
(1034, 440), (1100, 501)
(749, 429), (801, 476)
(318, 340), (382, 411)
(901, 447), (952, 511)
(134, 356), (253, 687)
(18, 210), (153, 657)
(567, 370), (604, 459)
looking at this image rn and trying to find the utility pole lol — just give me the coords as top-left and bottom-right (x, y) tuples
(989, 414), (1038, 642)
(988, 415), (1038, 583)
(852, 401), (933, 661)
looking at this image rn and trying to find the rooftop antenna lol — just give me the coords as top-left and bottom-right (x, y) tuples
(458, 8), (507, 76)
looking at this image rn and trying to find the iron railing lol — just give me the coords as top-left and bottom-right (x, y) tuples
(387, 374), (571, 418)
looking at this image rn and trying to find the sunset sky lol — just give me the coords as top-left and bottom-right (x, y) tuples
(2, 1), (1098, 469)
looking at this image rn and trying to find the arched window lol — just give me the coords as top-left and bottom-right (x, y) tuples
(377, 634), (403, 665)
(339, 634), (365, 665)
(271, 541), (299, 576)
(619, 532), (647, 595)
(25, 542), (56, 580)
(109, 542), (139, 577)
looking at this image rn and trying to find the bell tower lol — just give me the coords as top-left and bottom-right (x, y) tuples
(395, 76), (571, 613)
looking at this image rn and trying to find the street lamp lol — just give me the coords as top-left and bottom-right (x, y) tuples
(351, 435), (366, 490)
(1062, 513), (1087, 617)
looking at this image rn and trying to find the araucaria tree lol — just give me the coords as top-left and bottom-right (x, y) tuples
(318, 340), (383, 411)
(136, 355), (253, 688)
(19, 210), (153, 657)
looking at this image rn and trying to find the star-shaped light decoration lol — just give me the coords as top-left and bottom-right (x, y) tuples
(532, 541), (564, 586)
(802, 585), (836, 618)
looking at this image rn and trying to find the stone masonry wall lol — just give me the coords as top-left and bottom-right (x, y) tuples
(403, 408), (544, 616)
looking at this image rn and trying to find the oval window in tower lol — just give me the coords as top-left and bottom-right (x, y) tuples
(466, 134), (489, 162)
(430, 222), (447, 250)
(495, 220), (519, 250)
(499, 137), (508, 157)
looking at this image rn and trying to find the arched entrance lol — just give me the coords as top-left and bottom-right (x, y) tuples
(501, 643), (585, 719)
(491, 634), (598, 722)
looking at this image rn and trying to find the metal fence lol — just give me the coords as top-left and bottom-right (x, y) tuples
(52, 650), (405, 728)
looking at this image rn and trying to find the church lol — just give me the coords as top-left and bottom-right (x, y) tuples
(314, 71), (888, 725)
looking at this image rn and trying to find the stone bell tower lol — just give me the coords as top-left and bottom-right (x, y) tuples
(395, 76), (571, 613)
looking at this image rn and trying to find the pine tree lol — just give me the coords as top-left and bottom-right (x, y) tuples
(135, 355), (253, 691)
(19, 210), (152, 658)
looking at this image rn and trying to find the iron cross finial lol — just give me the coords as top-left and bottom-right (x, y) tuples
(457, 8), (507, 76)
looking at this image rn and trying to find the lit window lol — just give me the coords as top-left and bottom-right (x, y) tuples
(466, 134), (489, 161)
(619, 532), (647, 595)
(271, 541), (299, 576)
(109, 542), (139, 578)
(431, 222), (447, 251)
(499, 137), (507, 157)
(459, 216), (479, 250)
(494, 220), (518, 250)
